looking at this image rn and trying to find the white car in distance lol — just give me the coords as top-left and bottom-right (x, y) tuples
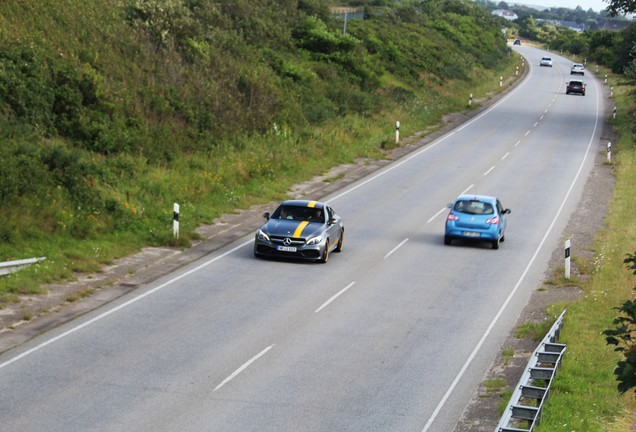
(540, 56), (553, 67)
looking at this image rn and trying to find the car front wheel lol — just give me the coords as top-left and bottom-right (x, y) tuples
(335, 230), (344, 252)
(319, 240), (330, 263)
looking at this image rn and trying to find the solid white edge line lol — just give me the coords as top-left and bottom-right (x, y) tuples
(213, 344), (275, 392)
(420, 66), (601, 432)
(0, 239), (255, 370)
(384, 238), (409, 259)
(315, 282), (356, 313)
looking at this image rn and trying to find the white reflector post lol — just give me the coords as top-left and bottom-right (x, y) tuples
(173, 203), (180, 239)
(565, 239), (571, 279)
(395, 121), (400, 145)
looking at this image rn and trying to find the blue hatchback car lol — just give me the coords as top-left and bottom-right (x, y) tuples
(444, 195), (511, 249)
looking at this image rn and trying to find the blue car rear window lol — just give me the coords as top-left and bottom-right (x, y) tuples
(454, 200), (494, 215)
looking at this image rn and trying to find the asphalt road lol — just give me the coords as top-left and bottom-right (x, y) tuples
(0, 45), (605, 432)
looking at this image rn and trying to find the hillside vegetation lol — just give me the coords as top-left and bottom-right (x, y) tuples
(0, 0), (516, 300)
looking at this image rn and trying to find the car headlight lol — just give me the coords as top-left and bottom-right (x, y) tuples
(256, 229), (270, 241)
(306, 235), (323, 245)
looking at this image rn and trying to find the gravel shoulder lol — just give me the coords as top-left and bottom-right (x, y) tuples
(0, 67), (617, 432)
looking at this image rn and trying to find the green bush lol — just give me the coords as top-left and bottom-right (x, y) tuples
(603, 253), (636, 394)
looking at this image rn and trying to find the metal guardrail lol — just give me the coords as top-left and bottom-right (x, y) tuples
(495, 309), (567, 432)
(0, 257), (47, 276)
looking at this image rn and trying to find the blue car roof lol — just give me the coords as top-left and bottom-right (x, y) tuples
(455, 194), (498, 204)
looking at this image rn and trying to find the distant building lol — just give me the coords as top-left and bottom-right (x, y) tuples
(492, 9), (519, 20)
(598, 18), (633, 31)
(559, 20), (585, 32)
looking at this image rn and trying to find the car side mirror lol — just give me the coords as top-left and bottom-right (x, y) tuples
(327, 218), (337, 225)
(447, 203), (453, 208)
(504, 209), (511, 214)
(263, 211), (270, 219)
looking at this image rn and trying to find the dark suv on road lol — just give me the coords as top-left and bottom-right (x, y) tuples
(566, 80), (586, 96)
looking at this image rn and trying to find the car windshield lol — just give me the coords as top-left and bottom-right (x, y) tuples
(273, 205), (323, 222)
(454, 200), (494, 215)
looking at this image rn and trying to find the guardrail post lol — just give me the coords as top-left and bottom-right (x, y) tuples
(564, 239), (571, 279)
(173, 203), (180, 239)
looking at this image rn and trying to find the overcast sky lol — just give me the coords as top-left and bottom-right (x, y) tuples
(511, 0), (611, 12)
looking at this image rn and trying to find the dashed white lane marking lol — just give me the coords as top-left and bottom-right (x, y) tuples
(214, 345), (275, 392)
(315, 281), (356, 313)
(428, 208), (448, 224)
(384, 238), (409, 259)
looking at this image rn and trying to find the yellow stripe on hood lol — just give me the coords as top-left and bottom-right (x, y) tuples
(293, 221), (310, 238)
